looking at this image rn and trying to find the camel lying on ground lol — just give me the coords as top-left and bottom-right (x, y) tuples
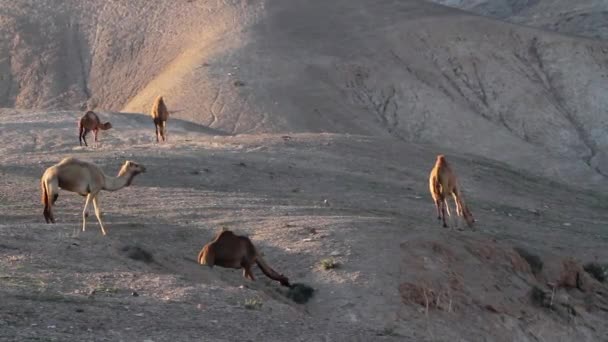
(198, 230), (292, 287)
(78, 111), (112, 147)
(150, 96), (169, 143)
(428, 154), (475, 229)
(40, 157), (146, 236)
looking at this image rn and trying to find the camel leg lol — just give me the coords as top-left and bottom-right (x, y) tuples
(244, 268), (256, 281)
(81, 194), (93, 233)
(92, 196), (107, 236)
(94, 129), (99, 147)
(79, 126), (84, 146)
(243, 262), (256, 281)
(82, 129), (90, 147)
(155, 124), (159, 143)
(434, 199), (442, 220)
(162, 121), (167, 142)
(440, 200), (449, 228)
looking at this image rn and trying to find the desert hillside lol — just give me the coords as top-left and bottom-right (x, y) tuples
(430, 0), (608, 39)
(1, 1), (608, 341)
(1, 0), (608, 182)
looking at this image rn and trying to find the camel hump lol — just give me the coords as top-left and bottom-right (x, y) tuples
(83, 110), (98, 118)
(216, 229), (236, 240)
(58, 157), (78, 165)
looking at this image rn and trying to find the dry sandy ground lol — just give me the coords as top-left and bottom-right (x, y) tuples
(1, 0), (608, 341)
(1, 110), (607, 341)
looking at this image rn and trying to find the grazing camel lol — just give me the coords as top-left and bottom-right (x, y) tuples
(150, 96), (169, 143)
(428, 154), (475, 229)
(78, 111), (112, 147)
(198, 230), (292, 287)
(40, 157), (146, 236)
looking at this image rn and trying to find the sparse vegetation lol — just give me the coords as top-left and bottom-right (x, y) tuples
(320, 258), (339, 270)
(243, 298), (263, 310)
(583, 262), (608, 282)
(514, 247), (543, 275)
(92, 286), (119, 295)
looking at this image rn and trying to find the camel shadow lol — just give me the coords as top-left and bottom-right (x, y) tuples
(108, 112), (231, 137)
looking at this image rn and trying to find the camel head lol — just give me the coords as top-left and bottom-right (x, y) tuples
(463, 205), (475, 227)
(101, 122), (113, 130)
(118, 161), (146, 186)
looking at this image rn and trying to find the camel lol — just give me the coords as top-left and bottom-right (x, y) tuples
(40, 157), (146, 236)
(150, 96), (169, 143)
(78, 111), (112, 147)
(198, 230), (292, 287)
(428, 154), (475, 229)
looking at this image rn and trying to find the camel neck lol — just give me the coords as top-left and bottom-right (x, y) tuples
(103, 172), (133, 191)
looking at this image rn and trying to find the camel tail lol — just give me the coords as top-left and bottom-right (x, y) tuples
(256, 256), (291, 287)
(41, 176), (58, 223)
(198, 245), (214, 266)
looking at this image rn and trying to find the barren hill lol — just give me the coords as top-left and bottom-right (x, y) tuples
(1, 0), (608, 341)
(430, 0), (608, 39)
(1, 0), (607, 184)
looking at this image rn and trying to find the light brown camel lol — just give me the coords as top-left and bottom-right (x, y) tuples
(78, 111), (112, 147)
(40, 157), (146, 236)
(428, 154), (475, 229)
(150, 96), (169, 143)
(198, 230), (292, 287)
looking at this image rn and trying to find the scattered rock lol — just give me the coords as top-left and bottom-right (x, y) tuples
(484, 304), (500, 313)
(233, 80), (245, 87)
(563, 222), (572, 226)
(513, 247), (543, 275)
(583, 262), (608, 282)
(330, 251), (341, 257)
(131, 291), (139, 297)
(134, 313), (145, 317)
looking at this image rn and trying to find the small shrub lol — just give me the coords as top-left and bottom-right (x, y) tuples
(320, 258), (338, 270)
(514, 247), (543, 275)
(243, 298), (263, 310)
(583, 262), (608, 283)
